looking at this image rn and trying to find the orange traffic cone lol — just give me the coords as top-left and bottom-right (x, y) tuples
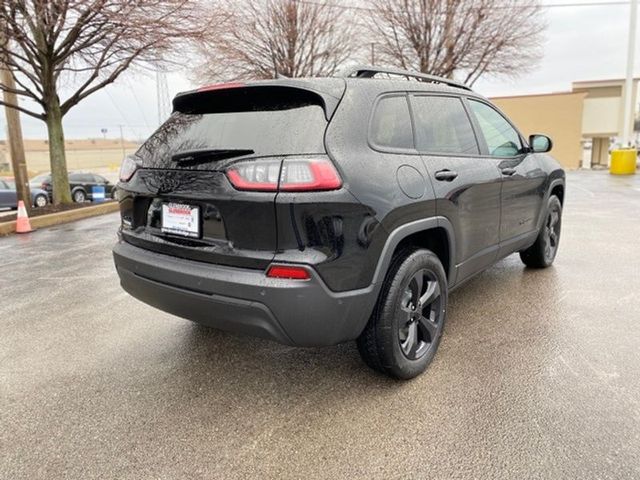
(16, 200), (34, 234)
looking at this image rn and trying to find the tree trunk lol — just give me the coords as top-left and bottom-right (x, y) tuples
(45, 95), (71, 205)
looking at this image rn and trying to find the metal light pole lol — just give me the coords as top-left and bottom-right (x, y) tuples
(622, 0), (638, 147)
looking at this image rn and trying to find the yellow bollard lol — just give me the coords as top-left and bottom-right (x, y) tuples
(610, 149), (637, 175)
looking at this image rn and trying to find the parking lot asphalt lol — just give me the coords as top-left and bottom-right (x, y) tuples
(1, 170), (640, 479)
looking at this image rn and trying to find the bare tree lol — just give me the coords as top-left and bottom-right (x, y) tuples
(367, 0), (545, 85)
(195, 0), (354, 81)
(0, 1), (215, 205)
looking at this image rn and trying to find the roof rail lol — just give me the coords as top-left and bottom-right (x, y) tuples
(338, 65), (472, 91)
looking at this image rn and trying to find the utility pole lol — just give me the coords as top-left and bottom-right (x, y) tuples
(0, 39), (31, 213)
(370, 43), (375, 66)
(622, 0), (638, 147)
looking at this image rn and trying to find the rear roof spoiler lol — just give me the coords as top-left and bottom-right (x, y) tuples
(172, 79), (346, 120)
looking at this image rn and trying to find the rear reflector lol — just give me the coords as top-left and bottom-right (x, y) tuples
(226, 156), (341, 192)
(266, 265), (311, 280)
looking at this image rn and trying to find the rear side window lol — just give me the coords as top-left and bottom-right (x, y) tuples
(136, 87), (328, 168)
(71, 173), (92, 183)
(468, 100), (522, 157)
(370, 95), (413, 150)
(412, 96), (478, 155)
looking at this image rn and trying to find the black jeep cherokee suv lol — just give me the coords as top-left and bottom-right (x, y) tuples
(113, 66), (564, 379)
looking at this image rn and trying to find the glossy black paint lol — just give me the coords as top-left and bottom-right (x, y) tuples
(118, 167), (278, 270)
(114, 77), (564, 345)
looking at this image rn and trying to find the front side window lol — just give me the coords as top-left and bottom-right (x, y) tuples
(469, 100), (522, 157)
(412, 95), (478, 155)
(370, 95), (413, 150)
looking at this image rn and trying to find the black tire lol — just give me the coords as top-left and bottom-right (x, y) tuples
(72, 189), (86, 203)
(519, 195), (562, 268)
(34, 194), (47, 208)
(357, 249), (448, 380)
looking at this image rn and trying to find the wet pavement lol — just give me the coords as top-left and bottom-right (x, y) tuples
(1, 170), (639, 479)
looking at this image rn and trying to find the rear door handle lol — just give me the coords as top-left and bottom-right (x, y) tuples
(434, 170), (458, 181)
(501, 167), (517, 176)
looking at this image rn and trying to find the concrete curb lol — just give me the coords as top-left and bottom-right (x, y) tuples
(0, 201), (119, 236)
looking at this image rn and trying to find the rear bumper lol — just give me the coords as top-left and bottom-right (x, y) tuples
(112, 241), (376, 346)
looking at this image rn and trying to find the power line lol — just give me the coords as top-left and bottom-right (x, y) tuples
(125, 78), (152, 130)
(104, 88), (140, 139)
(296, 0), (632, 10)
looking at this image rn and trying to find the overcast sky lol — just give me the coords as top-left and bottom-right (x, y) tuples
(0, 1), (636, 141)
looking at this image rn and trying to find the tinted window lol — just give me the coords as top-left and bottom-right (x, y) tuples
(370, 95), (413, 149)
(136, 88), (328, 168)
(412, 96), (478, 155)
(71, 173), (93, 183)
(469, 100), (522, 157)
(93, 175), (107, 184)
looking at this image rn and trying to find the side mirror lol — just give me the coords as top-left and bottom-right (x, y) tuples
(529, 134), (553, 153)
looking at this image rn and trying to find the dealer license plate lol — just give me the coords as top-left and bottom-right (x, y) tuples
(161, 202), (200, 238)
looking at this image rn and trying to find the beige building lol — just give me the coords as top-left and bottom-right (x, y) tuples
(0, 138), (140, 175)
(492, 92), (586, 169)
(490, 78), (639, 170)
(573, 78), (639, 166)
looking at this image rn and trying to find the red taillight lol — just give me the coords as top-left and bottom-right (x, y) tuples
(119, 154), (140, 182)
(226, 160), (280, 191)
(279, 159), (342, 191)
(226, 157), (342, 192)
(266, 265), (311, 280)
(197, 82), (245, 92)
(41, 182), (47, 190)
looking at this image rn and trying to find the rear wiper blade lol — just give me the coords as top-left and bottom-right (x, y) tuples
(171, 149), (254, 165)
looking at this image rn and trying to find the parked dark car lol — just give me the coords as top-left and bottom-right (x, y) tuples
(31, 172), (116, 203)
(113, 66), (565, 379)
(0, 178), (48, 209)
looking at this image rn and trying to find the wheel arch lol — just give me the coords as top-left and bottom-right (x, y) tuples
(550, 182), (564, 204)
(71, 186), (87, 198)
(536, 178), (565, 230)
(372, 217), (456, 288)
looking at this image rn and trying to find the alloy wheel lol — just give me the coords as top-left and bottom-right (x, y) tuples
(398, 269), (444, 360)
(543, 206), (561, 262)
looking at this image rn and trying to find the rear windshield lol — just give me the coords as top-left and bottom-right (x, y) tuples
(136, 87), (328, 168)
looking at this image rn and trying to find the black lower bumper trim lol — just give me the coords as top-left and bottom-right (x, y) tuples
(113, 241), (377, 346)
